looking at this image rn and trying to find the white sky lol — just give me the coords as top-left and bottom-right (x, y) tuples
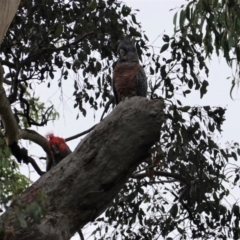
(17, 0), (240, 239)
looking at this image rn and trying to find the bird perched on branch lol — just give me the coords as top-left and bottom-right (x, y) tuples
(112, 39), (147, 104)
(46, 133), (72, 171)
(45, 134), (84, 238)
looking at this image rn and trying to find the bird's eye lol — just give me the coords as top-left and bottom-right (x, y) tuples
(120, 49), (126, 56)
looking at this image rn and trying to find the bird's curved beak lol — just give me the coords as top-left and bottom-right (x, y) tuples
(127, 52), (139, 62)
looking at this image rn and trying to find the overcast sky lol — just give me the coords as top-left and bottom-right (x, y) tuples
(18, 1), (240, 239)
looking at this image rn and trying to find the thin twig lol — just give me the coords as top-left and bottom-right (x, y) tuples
(132, 170), (187, 184)
(65, 125), (96, 142)
(65, 97), (115, 142)
(78, 229), (84, 240)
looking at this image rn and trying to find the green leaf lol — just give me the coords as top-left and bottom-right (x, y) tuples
(66, 62), (71, 69)
(54, 23), (63, 38)
(179, 9), (186, 29)
(188, 79), (193, 89)
(88, 0), (97, 11)
(173, 11), (178, 27)
(183, 89), (191, 96)
(208, 123), (215, 132)
(234, 174), (239, 184)
(144, 34), (149, 41)
(131, 14), (137, 24)
(129, 26), (142, 37)
(160, 43), (169, 53)
(177, 100), (182, 105)
(163, 34), (170, 42)
(180, 106), (191, 112)
(232, 152), (237, 161)
(230, 79), (235, 100)
(169, 204), (178, 218)
(49, 71), (54, 79)
(160, 65), (166, 78)
(122, 5), (131, 17)
(200, 80), (209, 98)
(232, 204), (240, 216)
(150, 66), (154, 75)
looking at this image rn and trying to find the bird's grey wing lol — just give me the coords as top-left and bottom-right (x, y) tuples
(136, 65), (147, 97)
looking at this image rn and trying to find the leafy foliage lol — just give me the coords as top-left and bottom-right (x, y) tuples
(91, 101), (240, 239)
(1, 0), (240, 239)
(1, 0), (146, 118)
(173, 0), (240, 96)
(0, 136), (31, 212)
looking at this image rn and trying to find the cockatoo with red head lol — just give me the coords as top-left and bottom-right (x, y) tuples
(46, 133), (72, 171)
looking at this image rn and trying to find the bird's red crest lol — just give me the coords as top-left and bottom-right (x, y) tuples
(46, 133), (68, 151)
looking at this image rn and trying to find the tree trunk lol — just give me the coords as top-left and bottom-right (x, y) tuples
(0, 97), (165, 240)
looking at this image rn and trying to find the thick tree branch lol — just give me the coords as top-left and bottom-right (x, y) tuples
(0, 63), (19, 145)
(0, 63), (53, 171)
(0, 97), (165, 240)
(0, 0), (21, 44)
(8, 142), (45, 176)
(18, 129), (54, 170)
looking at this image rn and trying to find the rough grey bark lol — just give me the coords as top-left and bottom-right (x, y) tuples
(0, 97), (165, 240)
(0, 0), (20, 44)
